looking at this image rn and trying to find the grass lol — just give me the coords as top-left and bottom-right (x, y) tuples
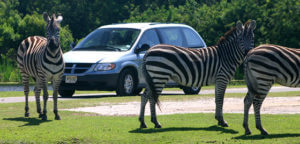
(0, 100), (299, 143)
(0, 85), (299, 143)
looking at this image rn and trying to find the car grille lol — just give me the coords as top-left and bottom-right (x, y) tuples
(64, 63), (94, 74)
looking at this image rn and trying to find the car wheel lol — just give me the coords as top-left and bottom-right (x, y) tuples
(58, 89), (75, 98)
(182, 86), (201, 95)
(116, 69), (137, 96)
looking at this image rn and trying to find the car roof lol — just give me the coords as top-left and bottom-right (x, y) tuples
(99, 23), (192, 30)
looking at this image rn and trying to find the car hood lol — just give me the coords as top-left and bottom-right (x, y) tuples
(63, 51), (128, 63)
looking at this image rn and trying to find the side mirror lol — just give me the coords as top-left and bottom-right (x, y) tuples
(134, 44), (150, 54)
(70, 42), (76, 49)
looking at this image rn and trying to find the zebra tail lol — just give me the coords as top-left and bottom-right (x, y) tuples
(142, 58), (161, 108)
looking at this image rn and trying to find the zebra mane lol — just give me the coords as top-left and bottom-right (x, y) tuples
(244, 21), (251, 29)
(217, 27), (237, 45)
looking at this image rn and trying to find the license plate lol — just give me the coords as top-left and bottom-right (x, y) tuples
(65, 76), (77, 84)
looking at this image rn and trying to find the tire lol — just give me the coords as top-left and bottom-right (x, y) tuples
(182, 86), (201, 95)
(116, 69), (138, 96)
(58, 89), (75, 98)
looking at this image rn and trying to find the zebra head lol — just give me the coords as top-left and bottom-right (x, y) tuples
(241, 20), (256, 54)
(43, 12), (63, 53)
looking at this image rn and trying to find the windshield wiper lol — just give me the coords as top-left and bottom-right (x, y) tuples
(73, 45), (121, 51)
(73, 46), (98, 51)
(101, 45), (121, 51)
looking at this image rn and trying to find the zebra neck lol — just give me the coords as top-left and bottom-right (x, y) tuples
(46, 46), (62, 58)
(217, 40), (244, 65)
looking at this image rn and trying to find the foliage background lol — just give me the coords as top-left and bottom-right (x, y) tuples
(0, 0), (299, 82)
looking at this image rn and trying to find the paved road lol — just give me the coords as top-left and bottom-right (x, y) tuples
(0, 86), (299, 103)
(0, 85), (53, 91)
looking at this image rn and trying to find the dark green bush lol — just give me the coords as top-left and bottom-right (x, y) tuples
(0, 0), (299, 82)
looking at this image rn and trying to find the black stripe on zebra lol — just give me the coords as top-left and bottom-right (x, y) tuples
(138, 20), (256, 128)
(17, 12), (64, 121)
(243, 44), (300, 135)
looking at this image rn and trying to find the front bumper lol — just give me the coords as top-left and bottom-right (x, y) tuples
(60, 73), (119, 91)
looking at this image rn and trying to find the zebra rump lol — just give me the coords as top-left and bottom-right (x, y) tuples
(243, 44), (299, 135)
(245, 44), (300, 91)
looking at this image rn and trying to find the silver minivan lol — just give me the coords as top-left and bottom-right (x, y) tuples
(59, 23), (207, 97)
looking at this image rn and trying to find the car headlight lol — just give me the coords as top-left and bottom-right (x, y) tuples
(94, 63), (116, 71)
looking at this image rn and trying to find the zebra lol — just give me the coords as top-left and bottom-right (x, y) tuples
(139, 20), (256, 128)
(243, 44), (300, 135)
(17, 12), (64, 120)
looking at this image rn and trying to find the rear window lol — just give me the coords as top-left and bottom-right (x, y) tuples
(157, 28), (184, 47)
(182, 28), (205, 48)
(157, 27), (205, 48)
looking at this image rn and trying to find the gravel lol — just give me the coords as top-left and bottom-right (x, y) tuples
(63, 96), (300, 116)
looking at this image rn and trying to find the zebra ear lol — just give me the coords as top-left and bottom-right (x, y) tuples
(43, 12), (50, 22)
(236, 21), (243, 34)
(56, 15), (63, 24)
(249, 20), (256, 31)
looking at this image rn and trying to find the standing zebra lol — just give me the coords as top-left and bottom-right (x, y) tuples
(139, 20), (256, 128)
(17, 12), (64, 120)
(243, 44), (300, 135)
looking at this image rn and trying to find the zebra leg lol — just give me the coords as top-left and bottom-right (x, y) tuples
(215, 79), (229, 127)
(139, 89), (148, 128)
(41, 80), (48, 120)
(243, 92), (254, 135)
(52, 78), (61, 120)
(253, 96), (269, 135)
(22, 74), (30, 117)
(150, 82), (165, 128)
(149, 97), (161, 128)
(34, 81), (43, 118)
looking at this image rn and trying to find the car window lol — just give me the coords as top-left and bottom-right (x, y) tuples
(182, 28), (205, 48)
(138, 29), (160, 48)
(157, 28), (184, 47)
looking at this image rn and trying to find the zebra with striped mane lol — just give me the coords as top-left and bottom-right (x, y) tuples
(243, 44), (300, 135)
(17, 12), (64, 120)
(139, 20), (256, 128)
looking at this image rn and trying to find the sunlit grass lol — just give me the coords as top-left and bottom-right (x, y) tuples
(0, 100), (299, 143)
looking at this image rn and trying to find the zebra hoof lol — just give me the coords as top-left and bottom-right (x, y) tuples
(260, 129), (269, 135)
(245, 130), (252, 135)
(41, 115), (47, 121)
(55, 115), (61, 120)
(140, 123), (147, 129)
(155, 124), (162, 128)
(24, 113), (30, 117)
(218, 121), (229, 127)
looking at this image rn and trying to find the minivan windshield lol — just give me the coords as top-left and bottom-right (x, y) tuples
(73, 28), (140, 51)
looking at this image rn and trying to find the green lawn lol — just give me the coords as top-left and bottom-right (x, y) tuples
(0, 93), (300, 143)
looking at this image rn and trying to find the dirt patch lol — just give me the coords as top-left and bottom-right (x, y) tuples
(62, 96), (300, 116)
